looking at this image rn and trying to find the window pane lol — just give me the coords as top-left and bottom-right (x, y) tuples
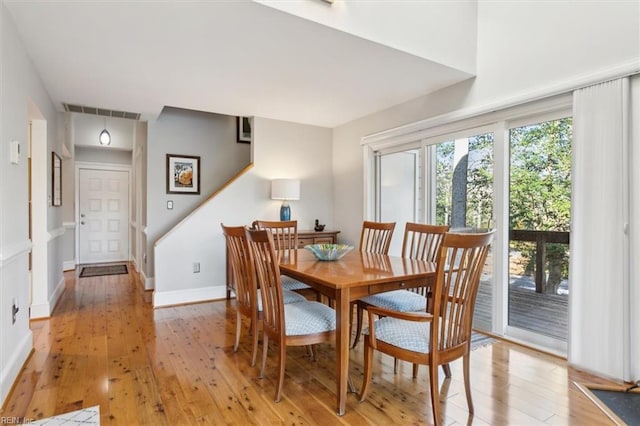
(508, 117), (571, 341)
(378, 150), (419, 255)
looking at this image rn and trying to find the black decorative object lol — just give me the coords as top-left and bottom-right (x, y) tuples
(314, 219), (326, 232)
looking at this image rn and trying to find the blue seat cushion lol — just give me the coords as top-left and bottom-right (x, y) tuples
(284, 301), (336, 336)
(364, 316), (431, 353)
(359, 290), (427, 312)
(281, 274), (312, 291)
(257, 288), (306, 311)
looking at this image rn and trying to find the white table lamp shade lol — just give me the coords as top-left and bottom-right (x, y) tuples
(271, 179), (300, 201)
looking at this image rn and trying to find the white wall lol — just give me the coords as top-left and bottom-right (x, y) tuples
(258, 0), (477, 74)
(153, 117), (333, 306)
(0, 3), (62, 405)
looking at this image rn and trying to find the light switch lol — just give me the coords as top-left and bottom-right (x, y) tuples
(167, 200), (173, 210)
(10, 140), (20, 164)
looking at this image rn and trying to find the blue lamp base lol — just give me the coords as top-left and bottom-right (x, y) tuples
(280, 203), (291, 221)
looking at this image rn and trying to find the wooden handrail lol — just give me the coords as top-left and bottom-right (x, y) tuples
(154, 162), (254, 248)
(509, 229), (570, 293)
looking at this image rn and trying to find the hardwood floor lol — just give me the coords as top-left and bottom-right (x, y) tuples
(1, 264), (618, 425)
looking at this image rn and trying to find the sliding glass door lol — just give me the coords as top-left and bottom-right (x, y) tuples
(508, 116), (572, 346)
(375, 129), (494, 332)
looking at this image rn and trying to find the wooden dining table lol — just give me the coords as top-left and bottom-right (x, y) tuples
(278, 248), (437, 416)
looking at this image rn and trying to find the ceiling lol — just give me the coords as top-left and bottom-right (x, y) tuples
(5, 1), (474, 128)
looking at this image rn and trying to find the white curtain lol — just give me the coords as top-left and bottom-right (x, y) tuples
(630, 75), (640, 381)
(570, 78), (630, 380)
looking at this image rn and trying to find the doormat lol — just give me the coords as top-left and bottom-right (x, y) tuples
(471, 331), (496, 350)
(79, 264), (128, 278)
(576, 382), (640, 425)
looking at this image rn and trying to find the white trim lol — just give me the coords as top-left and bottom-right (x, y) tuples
(130, 221), (138, 230)
(63, 260), (76, 271)
(63, 221), (76, 229)
(48, 226), (65, 241)
(505, 325), (567, 357)
(30, 276), (65, 319)
(0, 330), (33, 405)
(0, 240), (32, 268)
(622, 77), (631, 381)
(141, 269), (154, 290)
(362, 58), (639, 147)
(30, 301), (50, 318)
(492, 121), (509, 336)
(153, 285), (226, 308)
(363, 95), (573, 152)
(142, 227), (148, 235)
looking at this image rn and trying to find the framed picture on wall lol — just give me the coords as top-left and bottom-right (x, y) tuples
(166, 154), (200, 194)
(52, 152), (62, 206)
(237, 116), (251, 143)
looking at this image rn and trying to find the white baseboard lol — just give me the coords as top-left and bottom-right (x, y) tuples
(30, 301), (50, 319)
(140, 270), (154, 291)
(153, 286), (226, 308)
(63, 260), (76, 271)
(30, 276), (65, 319)
(0, 330), (33, 406)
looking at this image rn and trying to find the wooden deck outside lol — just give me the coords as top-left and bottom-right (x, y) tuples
(473, 278), (568, 341)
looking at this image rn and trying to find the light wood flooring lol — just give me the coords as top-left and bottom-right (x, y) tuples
(0, 264), (619, 425)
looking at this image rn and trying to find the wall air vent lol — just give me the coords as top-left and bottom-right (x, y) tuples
(62, 103), (141, 120)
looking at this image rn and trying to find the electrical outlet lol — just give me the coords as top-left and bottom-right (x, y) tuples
(12, 302), (19, 324)
(193, 262), (200, 273)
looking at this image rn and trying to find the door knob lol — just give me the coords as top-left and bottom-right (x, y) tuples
(80, 213), (85, 218)
(81, 221), (85, 225)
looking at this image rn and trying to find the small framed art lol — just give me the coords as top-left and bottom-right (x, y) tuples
(166, 154), (200, 194)
(237, 116), (251, 143)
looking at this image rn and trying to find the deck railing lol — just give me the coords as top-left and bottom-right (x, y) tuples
(509, 229), (570, 293)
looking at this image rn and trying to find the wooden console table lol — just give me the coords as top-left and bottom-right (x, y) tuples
(225, 229), (340, 299)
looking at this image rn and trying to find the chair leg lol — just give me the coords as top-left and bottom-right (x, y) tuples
(234, 312), (242, 352)
(442, 363), (452, 378)
(359, 336), (374, 401)
(412, 363), (419, 378)
(260, 334), (269, 379)
(348, 374), (356, 393)
(250, 317), (259, 367)
(275, 342), (286, 402)
(429, 361), (442, 426)
(463, 353), (474, 414)
(394, 358), (399, 374)
(351, 303), (364, 349)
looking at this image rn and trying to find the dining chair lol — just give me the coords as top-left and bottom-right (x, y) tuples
(359, 220), (396, 254)
(253, 220), (314, 294)
(221, 224), (306, 367)
(245, 228), (336, 402)
(346, 220), (396, 342)
(351, 222), (449, 349)
(359, 231), (494, 426)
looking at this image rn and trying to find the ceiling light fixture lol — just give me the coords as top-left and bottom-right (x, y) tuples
(99, 117), (111, 146)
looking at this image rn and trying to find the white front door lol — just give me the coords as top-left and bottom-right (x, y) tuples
(79, 168), (129, 264)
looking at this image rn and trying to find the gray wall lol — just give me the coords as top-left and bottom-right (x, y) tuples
(74, 146), (132, 165)
(146, 107), (251, 278)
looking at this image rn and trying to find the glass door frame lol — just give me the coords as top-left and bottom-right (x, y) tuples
(363, 103), (572, 355)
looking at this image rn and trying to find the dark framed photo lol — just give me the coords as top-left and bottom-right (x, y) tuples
(166, 154), (200, 194)
(237, 116), (251, 143)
